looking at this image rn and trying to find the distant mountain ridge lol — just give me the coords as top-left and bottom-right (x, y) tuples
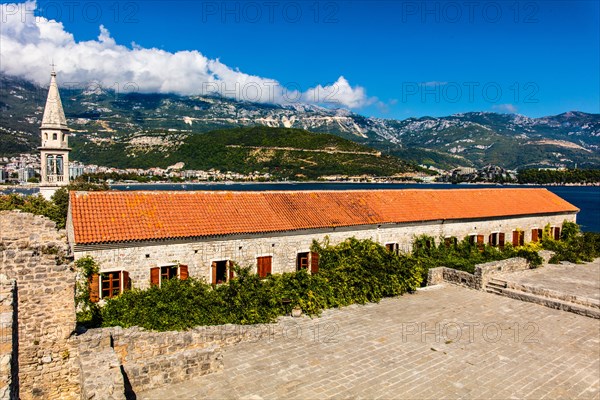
(1, 73), (598, 169)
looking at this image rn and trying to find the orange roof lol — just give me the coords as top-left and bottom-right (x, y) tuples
(69, 189), (579, 245)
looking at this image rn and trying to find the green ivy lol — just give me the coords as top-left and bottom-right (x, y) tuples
(74, 256), (101, 327)
(98, 238), (424, 331)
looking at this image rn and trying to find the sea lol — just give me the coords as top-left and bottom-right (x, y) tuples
(3, 183), (599, 232)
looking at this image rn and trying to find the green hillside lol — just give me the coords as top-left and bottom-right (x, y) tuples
(71, 127), (420, 179)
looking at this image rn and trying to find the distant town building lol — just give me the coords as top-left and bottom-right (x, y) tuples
(69, 161), (85, 180)
(18, 167), (36, 183)
(0, 167), (7, 183)
(39, 67), (71, 199)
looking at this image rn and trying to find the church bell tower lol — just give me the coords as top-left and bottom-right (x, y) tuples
(39, 67), (71, 200)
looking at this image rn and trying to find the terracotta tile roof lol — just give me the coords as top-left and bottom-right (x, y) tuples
(69, 189), (579, 245)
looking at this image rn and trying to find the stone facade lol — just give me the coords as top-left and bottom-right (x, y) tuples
(73, 212), (576, 291)
(0, 211), (80, 400)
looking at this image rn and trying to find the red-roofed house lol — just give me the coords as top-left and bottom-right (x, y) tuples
(67, 188), (578, 300)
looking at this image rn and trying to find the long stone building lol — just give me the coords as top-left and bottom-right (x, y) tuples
(67, 189), (578, 300)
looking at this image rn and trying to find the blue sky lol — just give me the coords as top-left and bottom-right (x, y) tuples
(2, 0), (599, 119)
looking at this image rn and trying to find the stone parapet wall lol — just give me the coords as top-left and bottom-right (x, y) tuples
(76, 323), (279, 394)
(0, 276), (16, 400)
(0, 211), (80, 400)
(428, 257), (531, 290)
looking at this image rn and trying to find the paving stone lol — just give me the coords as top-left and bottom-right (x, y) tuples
(138, 283), (600, 399)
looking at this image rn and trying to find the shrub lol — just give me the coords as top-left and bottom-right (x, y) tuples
(543, 221), (600, 264)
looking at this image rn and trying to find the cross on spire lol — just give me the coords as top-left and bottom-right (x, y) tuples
(50, 60), (57, 76)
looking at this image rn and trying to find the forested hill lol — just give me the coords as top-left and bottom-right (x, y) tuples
(71, 126), (420, 180)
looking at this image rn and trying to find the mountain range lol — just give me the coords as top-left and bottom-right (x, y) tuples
(1, 73), (599, 170)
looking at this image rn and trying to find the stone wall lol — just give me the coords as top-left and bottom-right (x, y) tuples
(427, 257), (531, 290)
(75, 213), (575, 290)
(0, 276), (16, 400)
(76, 323), (279, 394)
(0, 211), (80, 400)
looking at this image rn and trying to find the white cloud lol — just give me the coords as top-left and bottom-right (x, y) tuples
(492, 103), (518, 113)
(0, 1), (374, 109)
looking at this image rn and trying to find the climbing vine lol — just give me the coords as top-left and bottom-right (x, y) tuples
(74, 256), (101, 327)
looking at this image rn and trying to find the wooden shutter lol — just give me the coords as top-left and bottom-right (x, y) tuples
(488, 234), (494, 246)
(310, 252), (319, 274)
(477, 235), (484, 250)
(122, 271), (131, 292)
(150, 267), (160, 286)
(499, 232), (505, 249)
(512, 231), (519, 247)
(257, 256), (272, 278)
(211, 262), (217, 285)
(89, 273), (100, 303)
(531, 229), (539, 242)
(554, 227), (561, 240)
(179, 264), (189, 280)
(227, 261), (234, 281)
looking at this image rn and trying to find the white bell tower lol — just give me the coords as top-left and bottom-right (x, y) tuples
(39, 66), (71, 200)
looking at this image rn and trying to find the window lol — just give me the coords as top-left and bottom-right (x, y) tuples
(296, 252), (319, 274)
(551, 226), (561, 240)
(150, 264), (188, 287)
(489, 232), (505, 249)
(444, 237), (458, 248)
(512, 230), (524, 247)
(531, 228), (543, 243)
(257, 256), (272, 278)
(469, 234), (485, 250)
(211, 260), (232, 285)
(52, 133), (57, 140)
(297, 252), (309, 271)
(89, 270), (130, 302)
(385, 243), (399, 254)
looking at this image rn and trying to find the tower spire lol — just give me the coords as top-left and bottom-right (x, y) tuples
(41, 66), (68, 130)
(39, 68), (71, 199)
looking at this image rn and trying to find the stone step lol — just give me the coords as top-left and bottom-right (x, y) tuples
(487, 278), (508, 287)
(499, 288), (600, 319)
(485, 287), (503, 294)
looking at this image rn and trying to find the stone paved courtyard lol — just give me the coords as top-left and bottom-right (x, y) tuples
(497, 258), (600, 302)
(140, 281), (600, 399)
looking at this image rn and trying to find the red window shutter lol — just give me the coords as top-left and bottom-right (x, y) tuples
(211, 262), (217, 285)
(89, 273), (100, 303)
(499, 232), (505, 249)
(512, 231), (519, 247)
(554, 227), (561, 240)
(179, 264), (189, 280)
(477, 235), (484, 250)
(257, 256), (272, 278)
(310, 252), (319, 274)
(122, 271), (131, 291)
(150, 267), (160, 286)
(532, 229), (538, 242)
(228, 261), (234, 281)
(257, 257), (263, 277)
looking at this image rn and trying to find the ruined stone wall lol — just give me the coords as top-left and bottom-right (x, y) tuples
(0, 211), (80, 400)
(76, 213), (575, 290)
(0, 277), (16, 400)
(76, 323), (279, 394)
